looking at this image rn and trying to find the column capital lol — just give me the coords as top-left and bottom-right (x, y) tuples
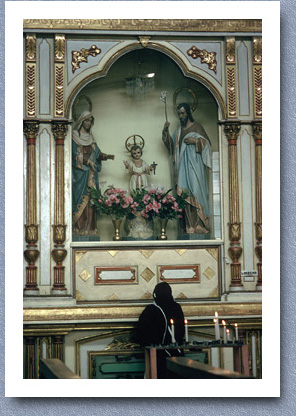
(23, 120), (40, 142)
(51, 120), (70, 142)
(251, 121), (262, 142)
(224, 122), (241, 142)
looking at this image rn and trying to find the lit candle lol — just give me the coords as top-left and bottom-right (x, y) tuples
(170, 319), (176, 343)
(213, 318), (220, 340)
(184, 319), (189, 343)
(222, 320), (227, 342)
(234, 323), (239, 341)
(226, 329), (230, 342)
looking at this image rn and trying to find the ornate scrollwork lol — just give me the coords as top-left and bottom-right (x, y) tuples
(55, 34), (65, 61)
(25, 224), (38, 244)
(226, 37), (236, 63)
(253, 37), (262, 64)
(26, 34), (36, 61)
(139, 36), (151, 47)
(55, 64), (64, 117)
(224, 122), (241, 142)
(53, 224), (66, 245)
(51, 121), (68, 141)
(229, 222), (241, 242)
(71, 45), (101, 73)
(105, 338), (141, 351)
(187, 46), (217, 73)
(253, 66), (262, 118)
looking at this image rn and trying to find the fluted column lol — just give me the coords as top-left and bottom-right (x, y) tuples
(252, 122), (262, 290)
(25, 337), (36, 379)
(52, 335), (64, 361)
(51, 121), (68, 294)
(224, 122), (243, 290)
(24, 121), (40, 295)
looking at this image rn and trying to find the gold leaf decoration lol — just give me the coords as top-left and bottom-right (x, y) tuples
(79, 269), (91, 282)
(109, 293), (120, 301)
(227, 67), (237, 117)
(176, 292), (187, 299)
(71, 45), (101, 73)
(139, 250), (154, 259)
(55, 64), (64, 117)
(175, 249), (187, 256)
(203, 267), (215, 280)
(187, 45), (217, 73)
(75, 251), (87, 263)
(253, 67), (262, 118)
(141, 268), (155, 282)
(206, 248), (219, 262)
(141, 291), (153, 299)
(108, 250), (119, 257)
(76, 290), (87, 301)
(26, 64), (36, 117)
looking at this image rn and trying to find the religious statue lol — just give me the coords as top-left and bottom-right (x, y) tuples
(123, 144), (155, 192)
(162, 102), (212, 235)
(72, 111), (114, 237)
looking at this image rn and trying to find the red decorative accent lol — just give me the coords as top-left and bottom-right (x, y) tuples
(94, 266), (137, 284)
(158, 264), (200, 283)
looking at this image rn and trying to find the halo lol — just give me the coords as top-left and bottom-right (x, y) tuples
(125, 134), (145, 152)
(72, 95), (92, 122)
(173, 87), (198, 113)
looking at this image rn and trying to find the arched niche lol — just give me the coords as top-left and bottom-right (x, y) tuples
(69, 48), (223, 241)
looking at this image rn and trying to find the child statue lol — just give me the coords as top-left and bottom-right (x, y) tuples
(123, 144), (154, 192)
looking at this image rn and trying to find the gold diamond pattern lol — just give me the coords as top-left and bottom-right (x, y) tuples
(75, 251), (87, 263)
(176, 292), (188, 299)
(108, 250), (119, 257)
(141, 291), (153, 299)
(75, 290), (87, 301)
(141, 267), (155, 282)
(109, 293), (120, 301)
(79, 269), (91, 282)
(203, 267), (215, 280)
(139, 250), (155, 259)
(175, 249), (187, 256)
(206, 248), (219, 262)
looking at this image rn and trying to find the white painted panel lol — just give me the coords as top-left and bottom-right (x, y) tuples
(39, 128), (51, 285)
(162, 268), (195, 280)
(99, 270), (134, 281)
(39, 39), (51, 115)
(237, 42), (250, 116)
(240, 129), (255, 278)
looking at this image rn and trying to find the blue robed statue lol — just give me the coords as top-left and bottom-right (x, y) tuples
(72, 111), (114, 237)
(162, 103), (212, 235)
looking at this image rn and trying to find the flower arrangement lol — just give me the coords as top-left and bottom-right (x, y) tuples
(135, 186), (185, 220)
(89, 185), (134, 219)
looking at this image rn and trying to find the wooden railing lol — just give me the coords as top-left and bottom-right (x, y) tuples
(166, 357), (252, 379)
(39, 359), (81, 379)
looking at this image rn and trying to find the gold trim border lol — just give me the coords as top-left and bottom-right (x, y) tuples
(23, 19), (262, 32)
(24, 302), (262, 322)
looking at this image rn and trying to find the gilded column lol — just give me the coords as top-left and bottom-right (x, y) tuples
(25, 337), (36, 379)
(24, 120), (40, 295)
(25, 34), (37, 118)
(225, 37), (237, 119)
(52, 336), (64, 361)
(51, 121), (68, 294)
(224, 122), (243, 290)
(252, 122), (262, 290)
(54, 34), (65, 118)
(253, 37), (262, 119)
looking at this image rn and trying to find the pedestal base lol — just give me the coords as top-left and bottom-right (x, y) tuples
(229, 285), (244, 292)
(23, 289), (40, 296)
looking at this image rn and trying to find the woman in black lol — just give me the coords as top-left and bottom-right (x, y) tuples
(137, 282), (185, 378)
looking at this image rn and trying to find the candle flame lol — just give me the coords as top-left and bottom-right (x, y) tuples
(215, 311), (218, 318)
(222, 320), (226, 326)
(170, 319), (174, 325)
(184, 319), (188, 324)
(213, 318), (217, 323)
(226, 329), (230, 333)
(234, 323), (238, 327)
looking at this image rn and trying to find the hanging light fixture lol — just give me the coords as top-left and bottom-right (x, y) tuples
(126, 60), (155, 100)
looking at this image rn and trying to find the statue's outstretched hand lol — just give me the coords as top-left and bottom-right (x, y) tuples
(107, 154), (115, 160)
